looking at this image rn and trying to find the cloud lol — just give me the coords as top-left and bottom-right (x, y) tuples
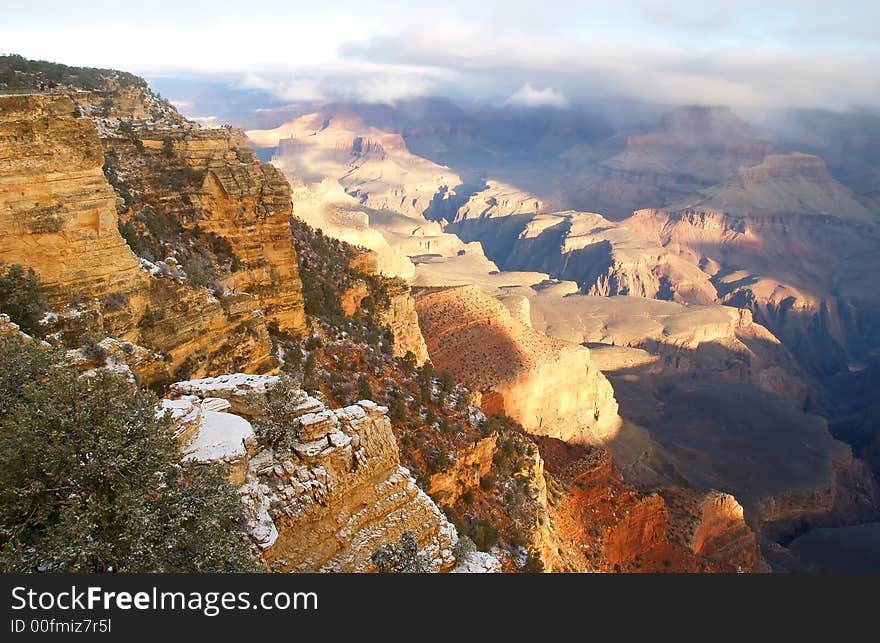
(335, 29), (880, 111)
(239, 73), (327, 102)
(504, 83), (568, 108)
(2, 1), (878, 112)
(237, 61), (460, 105)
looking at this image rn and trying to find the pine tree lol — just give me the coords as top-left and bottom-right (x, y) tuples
(0, 334), (256, 572)
(251, 376), (305, 451)
(0, 263), (49, 336)
(302, 351), (319, 395)
(388, 391), (407, 423)
(357, 375), (375, 401)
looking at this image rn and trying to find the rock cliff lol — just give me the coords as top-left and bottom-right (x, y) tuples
(165, 375), (457, 572)
(659, 487), (768, 572)
(0, 95), (147, 307)
(428, 435), (497, 506)
(454, 180), (546, 221)
(537, 438), (768, 572)
(374, 279), (429, 365)
(0, 95), (276, 381)
(414, 285), (620, 444)
(110, 127), (307, 335)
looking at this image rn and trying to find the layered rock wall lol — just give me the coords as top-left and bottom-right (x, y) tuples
(376, 281), (429, 365)
(167, 375), (457, 572)
(132, 129), (307, 334)
(415, 285), (620, 444)
(0, 94), (276, 381)
(0, 95), (147, 308)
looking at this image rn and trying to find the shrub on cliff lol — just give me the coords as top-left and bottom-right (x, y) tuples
(250, 375), (305, 451)
(370, 531), (430, 573)
(467, 519), (500, 551)
(0, 263), (49, 337)
(0, 334), (255, 573)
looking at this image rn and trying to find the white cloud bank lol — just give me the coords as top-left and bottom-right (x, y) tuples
(2, 0), (878, 111)
(504, 83), (568, 108)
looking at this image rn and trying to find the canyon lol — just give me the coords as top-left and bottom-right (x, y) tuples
(247, 96), (880, 569)
(414, 285), (621, 445)
(3, 54), (879, 572)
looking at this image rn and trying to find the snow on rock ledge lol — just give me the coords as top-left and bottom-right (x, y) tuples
(170, 373), (279, 416)
(181, 411), (253, 464)
(451, 551), (502, 573)
(164, 376), (458, 572)
(251, 397), (458, 572)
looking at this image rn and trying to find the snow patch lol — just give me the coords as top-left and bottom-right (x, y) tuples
(182, 410), (254, 463)
(171, 373), (280, 397)
(240, 477), (279, 550)
(451, 550), (502, 573)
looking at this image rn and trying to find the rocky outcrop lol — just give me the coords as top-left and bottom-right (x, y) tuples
(166, 376), (458, 572)
(414, 285), (620, 444)
(0, 95), (148, 308)
(660, 488), (768, 572)
(120, 128), (307, 334)
(537, 438), (768, 572)
(509, 438), (557, 569)
(137, 283), (276, 382)
(335, 250), (429, 364)
(428, 435), (497, 506)
(340, 282), (370, 317)
(454, 180), (545, 222)
(440, 430), (558, 571)
(0, 95), (276, 381)
(170, 373), (280, 416)
(376, 281), (429, 365)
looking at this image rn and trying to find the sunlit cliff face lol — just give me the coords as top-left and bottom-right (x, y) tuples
(414, 285), (621, 445)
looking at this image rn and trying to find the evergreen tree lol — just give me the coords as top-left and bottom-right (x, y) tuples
(302, 351), (319, 395)
(0, 263), (49, 337)
(357, 374), (375, 401)
(388, 391), (407, 423)
(0, 335), (255, 572)
(250, 376), (305, 451)
(370, 531), (429, 573)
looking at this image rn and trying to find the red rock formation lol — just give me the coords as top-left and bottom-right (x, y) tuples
(537, 437), (768, 572)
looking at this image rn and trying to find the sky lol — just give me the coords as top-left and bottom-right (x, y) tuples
(2, 0), (879, 111)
